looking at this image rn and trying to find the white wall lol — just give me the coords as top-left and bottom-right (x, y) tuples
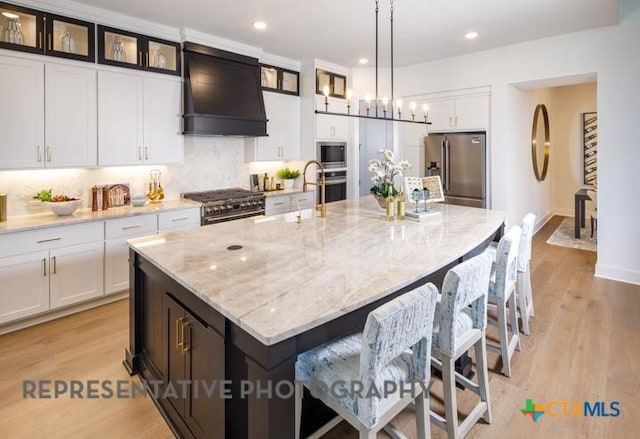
(368, 6), (640, 284)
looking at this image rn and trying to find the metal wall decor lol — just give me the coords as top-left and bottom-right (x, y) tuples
(583, 112), (597, 185)
(531, 104), (550, 182)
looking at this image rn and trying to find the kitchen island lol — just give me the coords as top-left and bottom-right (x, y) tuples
(124, 197), (505, 439)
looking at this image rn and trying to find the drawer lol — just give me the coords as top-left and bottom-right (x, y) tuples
(265, 196), (290, 216)
(292, 193), (315, 210)
(105, 214), (157, 240)
(0, 222), (104, 258)
(158, 208), (201, 231)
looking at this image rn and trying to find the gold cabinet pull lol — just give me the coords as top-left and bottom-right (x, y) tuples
(46, 146), (52, 162)
(175, 317), (183, 349)
(144, 146), (149, 160)
(52, 256), (57, 274)
(181, 320), (191, 354)
(37, 145), (42, 162)
(36, 237), (61, 243)
(42, 258), (46, 276)
(138, 146), (142, 160)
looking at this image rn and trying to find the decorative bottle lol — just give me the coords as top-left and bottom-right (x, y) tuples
(396, 189), (405, 219)
(385, 185), (394, 220)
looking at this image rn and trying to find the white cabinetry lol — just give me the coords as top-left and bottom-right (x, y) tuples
(0, 56), (97, 169)
(427, 93), (489, 132)
(104, 214), (157, 295)
(245, 92), (300, 161)
(158, 207), (201, 232)
(316, 113), (348, 140)
(45, 62), (97, 167)
(98, 70), (183, 166)
(105, 207), (200, 294)
(0, 222), (104, 324)
(265, 192), (315, 216)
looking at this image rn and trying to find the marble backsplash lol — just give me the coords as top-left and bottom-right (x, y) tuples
(0, 136), (305, 217)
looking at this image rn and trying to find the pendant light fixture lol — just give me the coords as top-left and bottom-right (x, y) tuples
(315, 0), (430, 126)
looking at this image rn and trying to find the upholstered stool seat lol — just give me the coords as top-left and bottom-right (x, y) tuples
(484, 225), (522, 378)
(295, 284), (439, 439)
(429, 252), (494, 438)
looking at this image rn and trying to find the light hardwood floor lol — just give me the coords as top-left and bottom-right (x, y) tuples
(0, 216), (638, 438)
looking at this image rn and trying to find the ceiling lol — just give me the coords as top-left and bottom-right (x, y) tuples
(71, 0), (619, 67)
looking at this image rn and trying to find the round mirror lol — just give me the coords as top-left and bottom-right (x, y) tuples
(531, 104), (550, 181)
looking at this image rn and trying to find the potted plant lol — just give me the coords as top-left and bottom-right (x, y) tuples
(276, 167), (301, 189)
(368, 149), (411, 207)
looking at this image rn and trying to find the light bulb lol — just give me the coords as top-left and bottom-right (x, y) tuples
(410, 102), (416, 114)
(323, 85), (330, 97)
(346, 89), (353, 100)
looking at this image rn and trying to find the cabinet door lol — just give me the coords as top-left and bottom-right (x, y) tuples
(104, 239), (130, 295)
(184, 309), (225, 438)
(0, 55), (44, 169)
(97, 70), (144, 165)
(49, 241), (104, 309)
(265, 195), (290, 215)
(143, 76), (183, 164)
(279, 95), (301, 160)
(255, 92), (280, 160)
(426, 99), (455, 131)
(0, 251), (49, 324)
(45, 63), (97, 167)
(454, 95), (489, 130)
(316, 113), (348, 141)
(165, 295), (187, 415)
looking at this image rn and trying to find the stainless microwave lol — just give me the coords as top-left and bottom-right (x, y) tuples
(318, 142), (346, 168)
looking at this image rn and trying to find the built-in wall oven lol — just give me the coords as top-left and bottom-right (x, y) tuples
(318, 141), (347, 203)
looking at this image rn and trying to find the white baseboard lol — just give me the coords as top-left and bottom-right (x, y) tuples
(595, 264), (640, 286)
(534, 211), (554, 233)
(553, 208), (574, 217)
(0, 291), (128, 336)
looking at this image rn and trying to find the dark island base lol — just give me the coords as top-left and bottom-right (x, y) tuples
(124, 225), (503, 439)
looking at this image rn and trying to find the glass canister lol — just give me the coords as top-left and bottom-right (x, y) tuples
(146, 169), (164, 203)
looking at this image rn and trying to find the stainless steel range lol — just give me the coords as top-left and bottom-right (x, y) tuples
(182, 188), (265, 225)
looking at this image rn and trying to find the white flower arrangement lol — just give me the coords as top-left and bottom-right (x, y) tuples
(367, 149), (411, 197)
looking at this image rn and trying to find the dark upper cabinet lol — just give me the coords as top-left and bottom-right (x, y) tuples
(98, 25), (180, 76)
(45, 13), (95, 62)
(0, 2), (44, 55)
(316, 68), (347, 98)
(0, 2), (94, 62)
(261, 64), (299, 95)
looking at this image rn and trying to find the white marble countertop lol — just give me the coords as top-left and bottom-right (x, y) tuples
(0, 199), (201, 235)
(129, 198), (505, 346)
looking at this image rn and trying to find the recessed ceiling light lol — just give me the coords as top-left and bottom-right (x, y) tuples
(252, 21), (267, 30)
(358, 58), (369, 65)
(465, 31), (478, 40)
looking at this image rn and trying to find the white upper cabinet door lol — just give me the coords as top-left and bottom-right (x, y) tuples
(143, 76), (183, 164)
(316, 113), (348, 140)
(0, 56), (45, 169)
(454, 95), (489, 131)
(98, 70), (144, 166)
(279, 94), (301, 160)
(256, 91), (280, 160)
(426, 100), (455, 131)
(45, 63), (97, 167)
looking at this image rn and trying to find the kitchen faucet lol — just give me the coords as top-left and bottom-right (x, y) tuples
(302, 160), (326, 218)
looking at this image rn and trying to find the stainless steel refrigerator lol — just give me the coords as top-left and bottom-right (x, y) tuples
(424, 132), (486, 208)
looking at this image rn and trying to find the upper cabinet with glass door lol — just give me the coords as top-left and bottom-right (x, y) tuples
(97, 25), (180, 76)
(316, 69), (346, 98)
(0, 2), (94, 62)
(260, 64), (299, 95)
